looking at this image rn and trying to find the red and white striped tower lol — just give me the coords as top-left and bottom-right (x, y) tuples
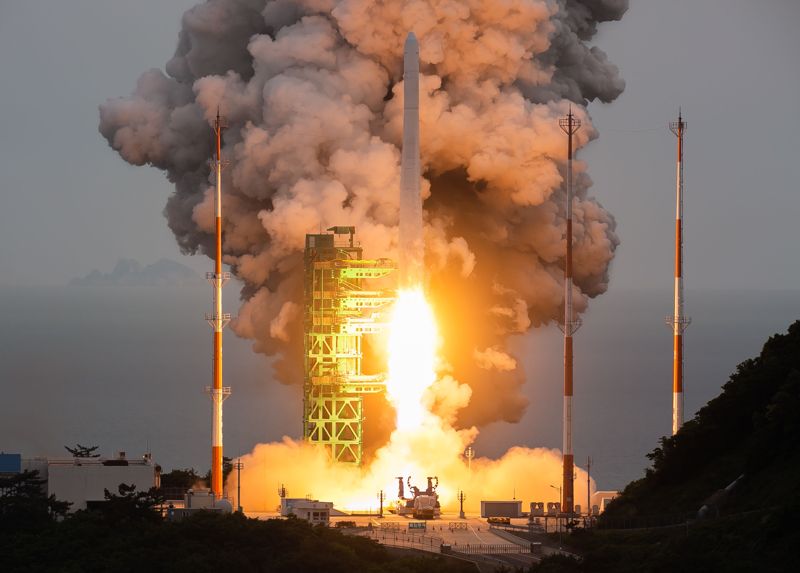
(206, 110), (231, 498)
(667, 110), (690, 435)
(559, 108), (581, 515)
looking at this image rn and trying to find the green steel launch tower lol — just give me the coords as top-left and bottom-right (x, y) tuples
(303, 226), (395, 465)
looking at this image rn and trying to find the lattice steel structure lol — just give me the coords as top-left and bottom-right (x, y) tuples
(303, 226), (395, 464)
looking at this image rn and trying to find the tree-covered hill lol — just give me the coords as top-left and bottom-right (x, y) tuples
(605, 320), (800, 519)
(532, 320), (800, 573)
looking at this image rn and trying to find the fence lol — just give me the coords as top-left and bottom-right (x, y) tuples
(491, 522), (544, 534)
(449, 543), (530, 556)
(359, 529), (443, 553)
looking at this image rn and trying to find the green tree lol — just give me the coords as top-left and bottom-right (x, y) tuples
(0, 470), (70, 530)
(160, 468), (200, 489)
(64, 444), (100, 458)
(604, 320), (800, 519)
(95, 483), (163, 525)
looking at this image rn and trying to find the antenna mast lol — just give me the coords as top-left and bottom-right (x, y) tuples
(667, 110), (690, 435)
(558, 108), (581, 515)
(206, 109), (231, 498)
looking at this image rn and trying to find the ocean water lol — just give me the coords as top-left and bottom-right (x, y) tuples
(1, 285), (798, 491)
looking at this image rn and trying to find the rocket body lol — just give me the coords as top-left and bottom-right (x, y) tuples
(399, 32), (424, 287)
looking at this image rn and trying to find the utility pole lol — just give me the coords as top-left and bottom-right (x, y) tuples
(277, 484), (287, 513)
(667, 109), (691, 436)
(549, 484), (563, 548)
(586, 456), (592, 517)
(559, 108), (582, 515)
(377, 489), (385, 518)
(234, 458), (244, 512)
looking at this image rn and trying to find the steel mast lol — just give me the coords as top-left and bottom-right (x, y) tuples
(559, 108), (581, 515)
(206, 110), (231, 498)
(668, 110), (690, 435)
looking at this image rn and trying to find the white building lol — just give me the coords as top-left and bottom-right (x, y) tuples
(166, 488), (233, 520)
(591, 490), (619, 514)
(22, 452), (159, 512)
(280, 497), (333, 525)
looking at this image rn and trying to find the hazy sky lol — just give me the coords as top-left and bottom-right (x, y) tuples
(1, 0), (798, 289)
(583, 0), (800, 292)
(1, 1), (800, 487)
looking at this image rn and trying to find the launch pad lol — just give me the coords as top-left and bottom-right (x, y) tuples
(395, 476), (442, 520)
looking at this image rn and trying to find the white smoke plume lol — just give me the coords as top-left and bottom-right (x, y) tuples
(99, 0), (626, 496)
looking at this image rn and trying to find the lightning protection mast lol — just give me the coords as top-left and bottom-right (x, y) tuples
(559, 108), (581, 515)
(207, 110), (231, 498)
(668, 110), (690, 435)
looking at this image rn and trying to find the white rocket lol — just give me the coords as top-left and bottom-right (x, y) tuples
(399, 32), (424, 287)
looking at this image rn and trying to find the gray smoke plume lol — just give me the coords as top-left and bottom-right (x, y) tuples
(99, 0), (626, 434)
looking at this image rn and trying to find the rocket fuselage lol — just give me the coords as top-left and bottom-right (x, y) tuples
(399, 32), (424, 287)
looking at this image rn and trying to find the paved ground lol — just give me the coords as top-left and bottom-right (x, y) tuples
(247, 512), (580, 572)
(250, 510), (525, 536)
(333, 512), (522, 544)
(247, 510), (575, 568)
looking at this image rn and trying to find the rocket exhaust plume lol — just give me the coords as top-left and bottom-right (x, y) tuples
(399, 32), (423, 287)
(668, 111), (690, 435)
(99, 0), (628, 509)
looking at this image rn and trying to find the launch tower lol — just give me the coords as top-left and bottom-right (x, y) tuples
(303, 227), (395, 464)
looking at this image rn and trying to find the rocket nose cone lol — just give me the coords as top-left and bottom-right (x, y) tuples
(404, 32), (419, 69)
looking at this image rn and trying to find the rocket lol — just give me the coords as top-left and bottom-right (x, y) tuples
(399, 32), (424, 287)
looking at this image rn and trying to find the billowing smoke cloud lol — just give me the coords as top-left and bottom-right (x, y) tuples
(231, 363), (597, 513)
(100, 0), (625, 434)
(229, 414), (597, 514)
